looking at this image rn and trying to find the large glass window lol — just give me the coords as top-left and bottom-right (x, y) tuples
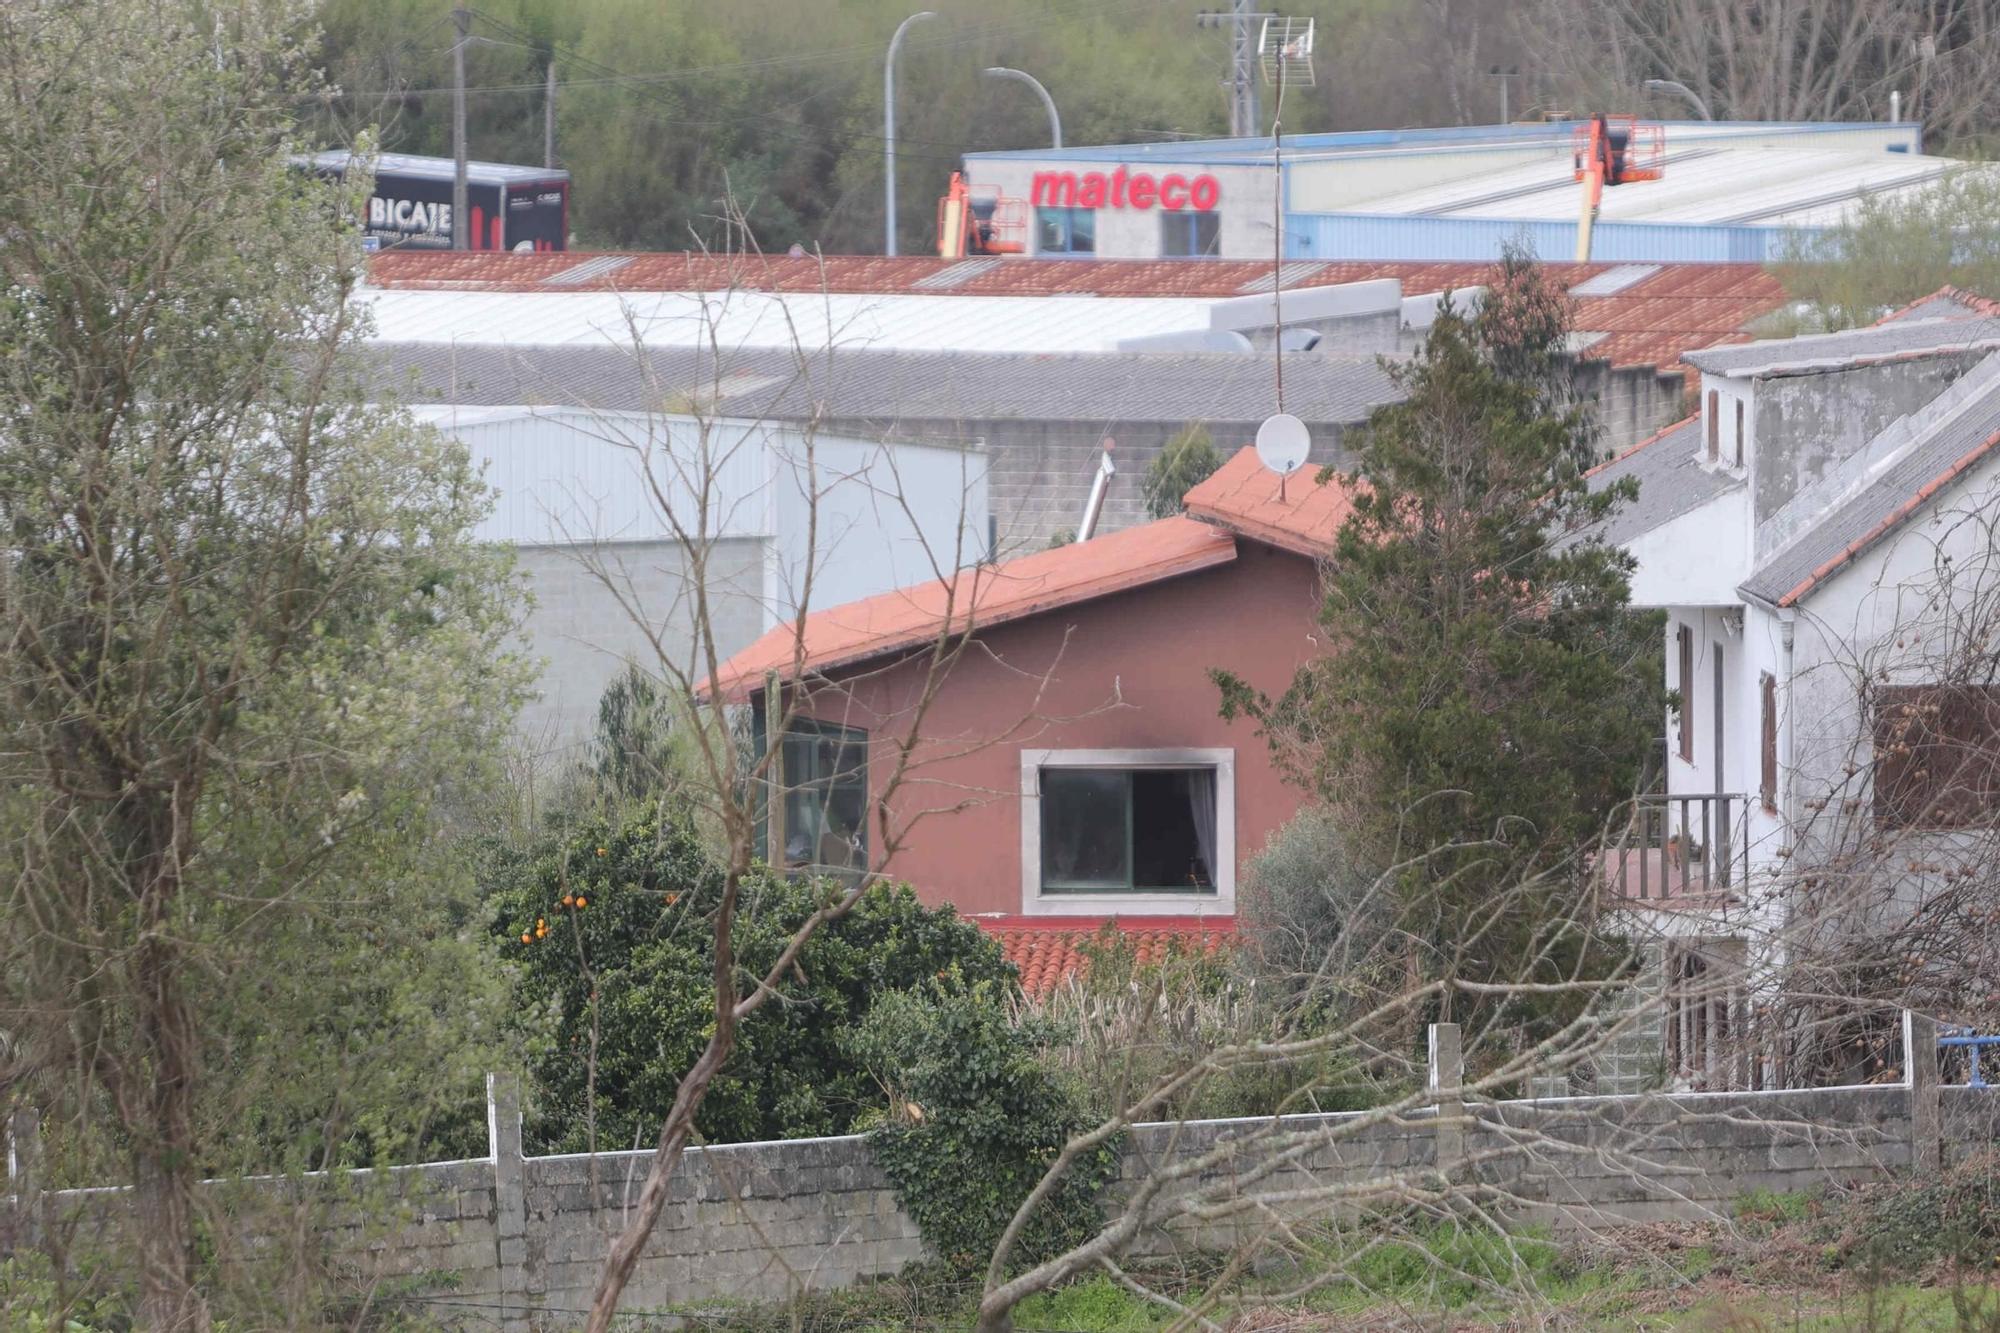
(1036, 206), (1096, 254)
(1161, 210), (1221, 258)
(1040, 766), (1216, 893)
(776, 722), (868, 873)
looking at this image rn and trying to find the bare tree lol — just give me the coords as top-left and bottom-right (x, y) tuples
(1519, 0), (2000, 145)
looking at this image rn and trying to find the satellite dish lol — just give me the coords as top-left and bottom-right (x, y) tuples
(1255, 412), (1310, 477)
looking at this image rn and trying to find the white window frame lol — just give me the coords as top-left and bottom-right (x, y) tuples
(1019, 747), (1236, 915)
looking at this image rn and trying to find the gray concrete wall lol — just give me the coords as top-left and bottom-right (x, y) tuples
(1751, 355), (1982, 531)
(511, 538), (766, 770)
(8, 1019), (1980, 1329)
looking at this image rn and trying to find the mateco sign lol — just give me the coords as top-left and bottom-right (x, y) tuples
(1030, 169), (1221, 211)
(367, 195), (453, 236)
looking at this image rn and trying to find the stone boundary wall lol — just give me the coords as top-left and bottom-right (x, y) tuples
(5, 1014), (1991, 1330)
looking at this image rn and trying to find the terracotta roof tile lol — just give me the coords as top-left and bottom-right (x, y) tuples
(977, 915), (1237, 997)
(1182, 445), (1359, 557)
(705, 515), (1236, 700)
(365, 253), (1787, 372)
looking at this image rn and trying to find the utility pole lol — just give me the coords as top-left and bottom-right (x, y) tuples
(1196, 4), (1261, 138)
(544, 60), (557, 169)
(883, 11), (936, 257)
(452, 5), (470, 249)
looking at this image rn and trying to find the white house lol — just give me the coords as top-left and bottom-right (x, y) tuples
(1588, 288), (2000, 1085)
(410, 404), (989, 765)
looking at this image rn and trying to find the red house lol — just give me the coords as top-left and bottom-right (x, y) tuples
(708, 448), (1349, 977)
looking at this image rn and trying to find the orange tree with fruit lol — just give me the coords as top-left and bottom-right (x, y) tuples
(484, 797), (1018, 1150)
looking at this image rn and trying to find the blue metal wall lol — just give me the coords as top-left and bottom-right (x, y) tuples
(1285, 213), (1827, 264)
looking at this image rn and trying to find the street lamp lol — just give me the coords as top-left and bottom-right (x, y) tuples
(982, 66), (1062, 148)
(1643, 78), (1714, 121)
(884, 10), (937, 256)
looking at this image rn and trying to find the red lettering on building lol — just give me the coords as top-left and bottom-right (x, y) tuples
(1028, 170), (1220, 212)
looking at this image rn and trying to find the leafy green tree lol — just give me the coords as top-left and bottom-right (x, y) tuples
(1142, 424), (1224, 519)
(485, 799), (1017, 1151)
(0, 2), (525, 1324)
(1774, 169), (2000, 332)
(849, 977), (1118, 1276)
(1216, 253), (1659, 1028)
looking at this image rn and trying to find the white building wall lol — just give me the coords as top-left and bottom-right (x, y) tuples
(968, 159), (1278, 260)
(412, 407), (990, 759)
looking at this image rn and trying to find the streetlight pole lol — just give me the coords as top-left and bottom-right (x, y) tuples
(1643, 78), (1713, 121)
(982, 67), (1062, 148)
(452, 6), (470, 249)
(884, 10), (937, 256)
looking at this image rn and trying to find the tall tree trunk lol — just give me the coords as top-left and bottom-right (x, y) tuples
(130, 795), (211, 1333)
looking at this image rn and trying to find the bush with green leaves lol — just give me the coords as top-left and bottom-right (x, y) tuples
(849, 977), (1119, 1276)
(484, 799), (1015, 1150)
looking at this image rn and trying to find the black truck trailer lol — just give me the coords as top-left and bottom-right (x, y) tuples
(300, 150), (571, 252)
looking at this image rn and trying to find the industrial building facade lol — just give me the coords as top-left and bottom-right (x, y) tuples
(962, 120), (1940, 264)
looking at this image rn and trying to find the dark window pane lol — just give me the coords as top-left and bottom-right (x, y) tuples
(780, 725), (868, 871)
(1036, 206), (1068, 252)
(1130, 769), (1210, 890)
(1068, 208), (1096, 253)
(1041, 768), (1128, 889)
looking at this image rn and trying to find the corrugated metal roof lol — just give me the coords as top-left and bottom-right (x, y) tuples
(365, 254), (1788, 372)
(366, 341), (1402, 427)
(1350, 146), (1964, 227)
(705, 515), (1238, 700)
(1743, 352), (2000, 606)
(360, 287), (1221, 355)
(1182, 445), (1358, 557)
(1684, 316), (2000, 377)
(965, 119), (1918, 166)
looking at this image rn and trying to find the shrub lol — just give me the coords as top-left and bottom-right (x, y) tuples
(850, 977), (1119, 1276)
(1030, 925), (1378, 1123)
(484, 799), (1016, 1150)
(1238, 804), (1393, 1014)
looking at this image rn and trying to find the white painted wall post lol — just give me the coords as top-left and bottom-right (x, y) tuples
(487, 1073), (532, 1332)
(7, 1105), (41, 1249)
(1429, 1023), (1464, 1176)
(1903, 1011), (1941, 1173)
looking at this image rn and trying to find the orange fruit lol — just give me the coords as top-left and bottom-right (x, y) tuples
(520, 933), (532, 944)
(576, 896), (588, 908)
(562, 894), (575, 907)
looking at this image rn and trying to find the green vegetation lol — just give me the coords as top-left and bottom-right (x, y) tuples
(851, 977), (1119, 1276)
(1774, 170), (2000, 331)
(484, 799), (1014, 1151)
(1215, 252), (1660, 1043)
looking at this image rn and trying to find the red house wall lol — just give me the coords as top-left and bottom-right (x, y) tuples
(791, 539), (1323, 916)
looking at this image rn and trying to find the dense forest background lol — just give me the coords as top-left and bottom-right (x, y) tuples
(307, 0), (1999, 255)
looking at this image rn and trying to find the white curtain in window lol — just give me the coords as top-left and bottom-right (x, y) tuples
(1186, 768), (1218, 886)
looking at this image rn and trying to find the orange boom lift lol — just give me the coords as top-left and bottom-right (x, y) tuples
(936, 173), (1027, 258)
(1573, 114), (1664, 262)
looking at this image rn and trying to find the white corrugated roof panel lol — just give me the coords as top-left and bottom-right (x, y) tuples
(360, 288), (1219, 354)
(1349, 145), (1969, 227)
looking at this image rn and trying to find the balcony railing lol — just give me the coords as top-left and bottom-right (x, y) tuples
(1600, 792), (1749, 905)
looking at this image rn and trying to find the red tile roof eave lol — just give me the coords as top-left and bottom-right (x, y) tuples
(1772, 424), (2000, 608)
(704, 524), (1238, 702)
(1874, 284), (2000, 326)
(1185, 508), (1330, 560)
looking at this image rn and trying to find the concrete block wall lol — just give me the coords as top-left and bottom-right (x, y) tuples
(3, 1015), (1979, 1329)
